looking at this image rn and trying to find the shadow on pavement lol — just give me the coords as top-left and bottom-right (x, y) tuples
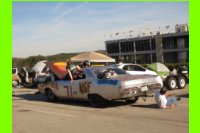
(130, 104), (159, 109)
(13, 93), (48, 102)
(13, 93), (131, 108)
(177, 93), (189, 98)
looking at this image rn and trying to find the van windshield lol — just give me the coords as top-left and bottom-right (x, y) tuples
(12, 68), (17, 74)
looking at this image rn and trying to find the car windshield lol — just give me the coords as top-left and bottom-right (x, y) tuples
(107, 68), (127, 75)
(12, 68), (16, 74)
(94, 67), (127, 79)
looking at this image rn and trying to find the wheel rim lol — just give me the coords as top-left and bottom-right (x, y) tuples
(170, 80), (176, 89)
(180, 78), (186, 87)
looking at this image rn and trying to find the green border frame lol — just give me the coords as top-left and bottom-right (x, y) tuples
(1, 0), (194, 133)
(189, 1), (197, 133)
(12, 0), (188, 1)
(0, 0), (12, 133)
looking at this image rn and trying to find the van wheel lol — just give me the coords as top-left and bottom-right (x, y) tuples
(89, 95), (106, 107)
(125, 96), (139, 104)
(22, 82), (35, 88)
(45, 89), (57, 102)
(166, 77), (177, 90)
(177, 76), (186, 89)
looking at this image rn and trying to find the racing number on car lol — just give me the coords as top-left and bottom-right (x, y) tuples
(64, 86), (73, 96)
(79, 81), (91, 94)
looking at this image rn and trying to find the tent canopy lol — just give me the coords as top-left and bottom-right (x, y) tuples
(147, 62), (170, 76)
(70, 51), (115, 63)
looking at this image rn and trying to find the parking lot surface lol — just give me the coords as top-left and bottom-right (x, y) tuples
(13, 86), (189, 133)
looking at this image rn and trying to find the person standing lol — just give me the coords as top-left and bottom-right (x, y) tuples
(66, 59), (83, 80)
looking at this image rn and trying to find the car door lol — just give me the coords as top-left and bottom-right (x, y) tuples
(70, 78), (91, 99)
(55, 80), (73, 98)
(56, 71), (90, 99)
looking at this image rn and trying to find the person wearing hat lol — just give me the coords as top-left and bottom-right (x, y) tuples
(83, 60), (90, 67)
(66, 59), (82, 80)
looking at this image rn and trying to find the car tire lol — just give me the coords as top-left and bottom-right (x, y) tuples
(45, 89), (57, 102)
(177, 76), (186, 89)
(12, 80), (19, 88)
(125, 96), (139, 104)
(166, 77), (177, 90)
(89, 95), (106, 108)
(22, 82), (35, 88)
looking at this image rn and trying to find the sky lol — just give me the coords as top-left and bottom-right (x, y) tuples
(12, 2), (188, 58)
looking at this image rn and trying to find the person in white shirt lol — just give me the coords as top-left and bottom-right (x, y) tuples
(155, 87), (181, 109)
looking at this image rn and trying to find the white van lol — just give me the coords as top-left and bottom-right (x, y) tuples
(12, 60), (50, 88)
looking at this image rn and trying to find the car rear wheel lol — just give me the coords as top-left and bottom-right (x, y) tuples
(125, 96), (139, 104)
(88, 95), (106, 107)
(166, 77), (177, 90)
(45, 89), (57, 102)
(177, 76), (186, 89)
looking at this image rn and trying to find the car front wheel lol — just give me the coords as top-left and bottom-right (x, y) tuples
(88, 95), (106, 107)
(45, 89), (57, 102)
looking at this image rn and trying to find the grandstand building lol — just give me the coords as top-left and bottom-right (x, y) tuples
(105, 24), (189, 64)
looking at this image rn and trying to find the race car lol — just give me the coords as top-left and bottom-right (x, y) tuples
(38, 66), (163, 107)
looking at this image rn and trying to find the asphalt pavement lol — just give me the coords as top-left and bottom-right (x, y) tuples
(12, 85), (189, 133)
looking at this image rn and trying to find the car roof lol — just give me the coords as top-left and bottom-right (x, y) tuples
(110, 63), (144, 67)
(84, 66), (119, 71)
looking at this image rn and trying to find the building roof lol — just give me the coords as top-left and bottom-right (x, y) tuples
(105, 31), (189, 44)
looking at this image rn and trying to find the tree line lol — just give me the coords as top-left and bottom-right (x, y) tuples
(12, 50), (106, 69)
(12, 53), (78, 69)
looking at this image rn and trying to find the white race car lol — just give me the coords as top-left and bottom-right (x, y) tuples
(110, 63), (157, 75)
(38, 66), (163, 107)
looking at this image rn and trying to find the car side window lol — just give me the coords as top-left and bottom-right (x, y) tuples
(134, 65), (146, 71)
(41, 66), (49, 74)
(129, 65), (136, 71)
(123, 65), (129, 71)
(123, 65), (135, 71)
(75, 71), (86, 80)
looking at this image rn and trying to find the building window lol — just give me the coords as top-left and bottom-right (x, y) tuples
(135, 39), (151, 51)
(120, 41), (134, 52)
(136, 54), (151, 64)
(151, 39), (156, 50)
(163, 52), (178, 63)
(106, 43), (119, 53)
(152, 53), (156, 63)
(185, 35), (189, 48)
(163, 37), (177, 49)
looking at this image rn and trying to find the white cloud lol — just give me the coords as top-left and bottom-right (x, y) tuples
(52, 2), (88, 22)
